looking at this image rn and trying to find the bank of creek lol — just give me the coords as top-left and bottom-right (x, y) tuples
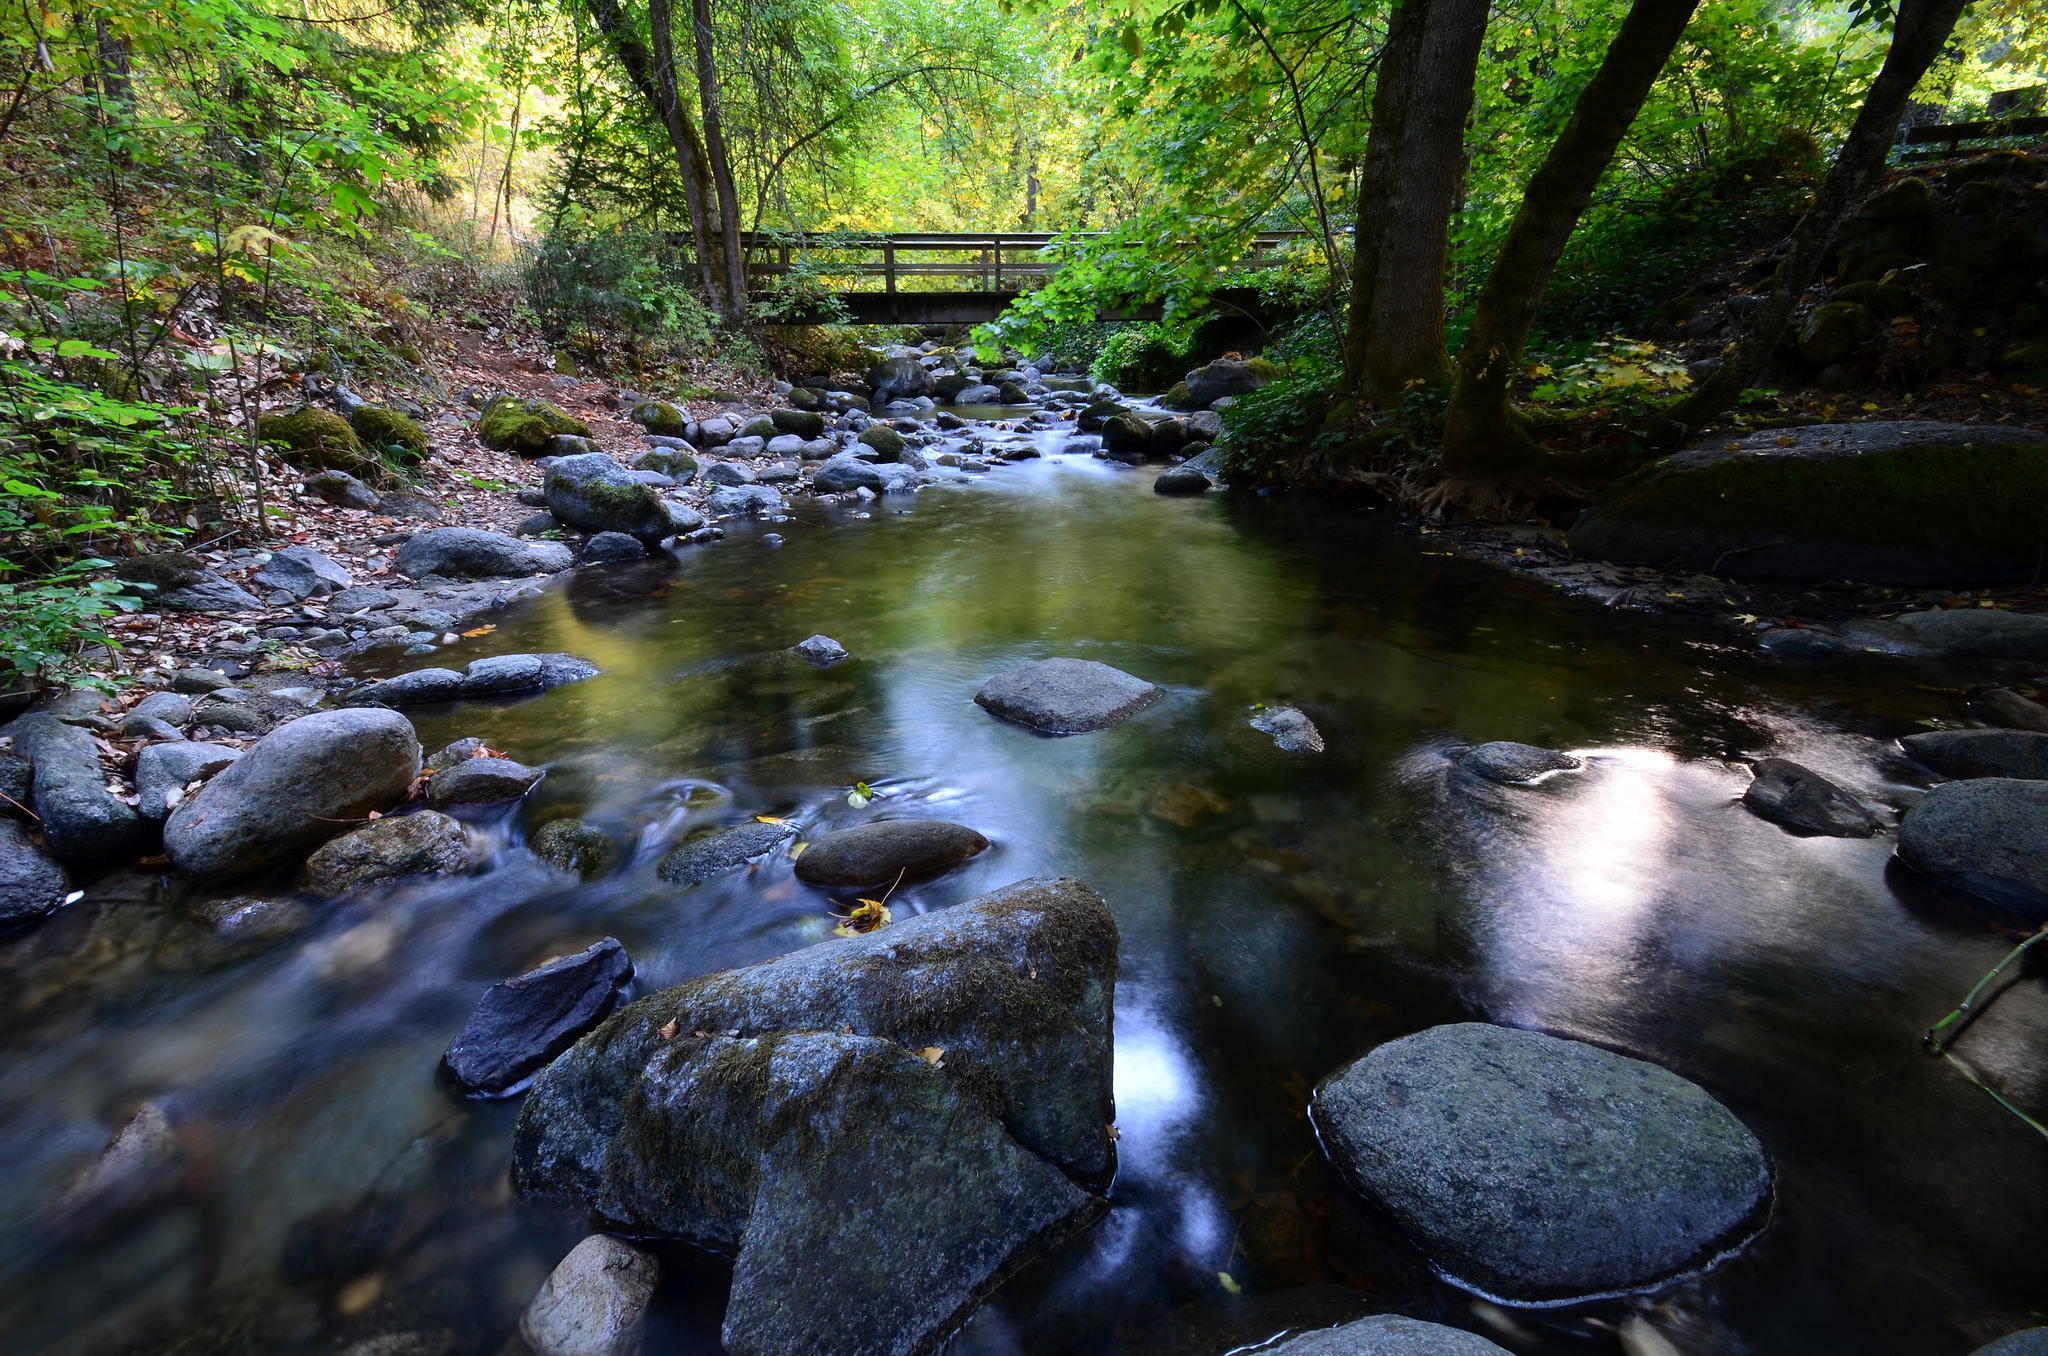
(2, 350), (2046, 1356)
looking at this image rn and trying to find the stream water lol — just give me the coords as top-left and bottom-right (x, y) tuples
(2, 423), (2045, 1356)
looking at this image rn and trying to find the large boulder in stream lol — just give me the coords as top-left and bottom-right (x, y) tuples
(163, 709), (421, 881)
(1457, 741), (1580, 784)
(1313, 1023), (1770, 1302)
(975, 657), (1164, 735)
(1842, 608), (2048, 660)
(545, 453), (674, 544)
(512, 876), (1118, 1356)
(1901, 728), (2048, 780)
(1567, 422), (2048, 585)
(302, 810), (471, 894)
(0, 712), (153, 865)
(1898, 778), (2048, 916)
(1741, 758), (1881, 837)
(1262, 1316), (1511, 1356)
(866, 355), (935, 403)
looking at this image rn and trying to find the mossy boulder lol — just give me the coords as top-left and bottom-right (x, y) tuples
(2000, 342), (2048, 374)
(256, 407), (366, 472)
(1568, 421), (2048, 585)
(1077, 400), (1128, 432)
(1860, 176), (1935, 221)
(857, 424), (904, 461)
(1828, 281), (1914, 318)
(1100, 414), (1154, 463)
(480, 398), (591, 457)
(769, 407), (825, 439)
(630, 401), (686, 437)
(1798, 301), (1876, 367)
(1159, 381), (1194, 410)
(543, 452), (673, 543)
(632, 447), (697, 479)
(349, 406), (428, 463)
(740, 416), (779, 441)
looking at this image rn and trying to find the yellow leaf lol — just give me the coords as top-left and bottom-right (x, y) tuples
(916, 1046), (945, 1067)
(1217, 1272), (1241, 1295)
(659, 1017), (679, 1040)
(756, 815), (785, 824)
(790, 841), (808, 858)
(462, 625), (496, 637)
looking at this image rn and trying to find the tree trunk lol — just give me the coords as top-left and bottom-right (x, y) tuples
(689, 0), (748, 319)
(1341, 0), (1428, 393)
(1355, 0), (1489, 397)
(584, 0), (723, 310)
(1669, 0), (1970, 431)
(1439, 0), (1703, 477)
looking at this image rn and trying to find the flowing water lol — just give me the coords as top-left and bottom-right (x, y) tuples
(2, 429), (2045, 1356)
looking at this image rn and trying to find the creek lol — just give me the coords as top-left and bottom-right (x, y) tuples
(1, 419), (2044, 1355)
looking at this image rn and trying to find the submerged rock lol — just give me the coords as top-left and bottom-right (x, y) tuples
(1313, 1023), (1769, 1302)
(1741, 758), (1881, 836)
(154, 894), (312, 970)
(0, 819), (72, 927)
(1457, 741), (1581, 784)
(531, 819), (622, 880)
(1251, 706), (1324, 753)
(792, 819), (989, 887)
(164, 709), (421, 881)
(302, 811), (471, 894)
(513, 876), (1117, 1356)
(1261, 1315), (1511, 1356)
(444, 938), (634, 1097)
(1898, 778), (2048, 916)
(655, 820), (797, 886)
(791, 634), (848, 667)
(49, 1101), (184, 1238)
(1901, 728), (2048, 780)
(975, 657), (1164, 735)
(520, 1234), (660, 1356)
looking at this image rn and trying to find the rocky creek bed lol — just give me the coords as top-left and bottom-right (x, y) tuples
(1, 347), (2048, 1355)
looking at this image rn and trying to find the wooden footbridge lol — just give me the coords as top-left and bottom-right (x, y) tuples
(735, 229), (1314, 325)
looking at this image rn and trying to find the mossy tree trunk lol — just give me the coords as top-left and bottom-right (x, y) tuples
(690, 0), (750, 321)
(1668, 0), (1971, 432)
(1438, 0), (1702, 478)
(1343, 0), (1490, 401)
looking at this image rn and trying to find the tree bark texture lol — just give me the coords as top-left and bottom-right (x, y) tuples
(1342, 0), (1428, 393)
(690, 0), (748, 318)
(584, 0), (724, 311)
(1669, 0), (1971, 431)
(1356, 0), (1489, 397)
(1439, 0), (1702, 476)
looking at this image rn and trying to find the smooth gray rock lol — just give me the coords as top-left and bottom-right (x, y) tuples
(975, 658), (1164, 735)
(1981, 688), (2048, 732)
(1898, 778), (2048, 916)
(1260, 1316), (1511, 1356)
(172, 668), (230, 694)
(1902, 728), (2048, 780)
(702, 460), (756, 486)
(425, 737), (486, 772)
(330, 586), (398, 614)
(126, 691), (192, 729)
(445, 938), (634, 1097)
(520, 1234), (659, 1356)
(164, 709), (421, 881)
(1185, 410), (1224, 443)
(1742, 758), (1881, 836)
(705, 484), (785, 517)
(427, 756), (541, 809)
(1458, 741), (1581, 783)
(0, 748), (29, 817)
(867, 355), (935, 403)
(119, 714), (185, 742)
(162, 576), (264, 612)
(951, 383), (1001, 404)
(1757, 627), (1852, 661)
(1183, 358), (1267, 409)
(812, 453), (888, 493)
(793, 819), (989, 887)
(656, 820), (797, 885)
(304, 469), (379, 509)
(518, 511), (561, 537)
(255, 546), (351, 600)
(1973, 1330), (2048, 1356)
(512, 876), (1117, 1356)
(135, 741), (241, 820)
(0, 819), (72, 927)
(1845, 609), (2048, 659)
(0, 714), (151, 865)
(544, 454), (673, 544)
(393, 528), (573, 580)
(460, 653), (600, 699)
(792, 634), (847, 667)
(1313, 1023), (1769, 1301)
(663, 501), (707, 535)
(531, 819), (622, 881)
(1251, 706), (1324, 753)
(302, 810), (471, 894)
(347, 668), (465, 707)
(1154, 466), (1212, 495)
(581, 532), (647, 563)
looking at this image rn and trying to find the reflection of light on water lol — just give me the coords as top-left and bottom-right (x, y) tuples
(1543, 748), (1676, 920)
(1112, 998), (1228, 1258)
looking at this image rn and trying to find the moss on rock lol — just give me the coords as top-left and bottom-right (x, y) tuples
(769, 407), (825, 439)
(630, 400), (685, 436)
(349, 406), (428, 462)
(479, 398), (591, 456)
(256, 407), (365, 472)
(856, 425), (904, 460)
(1798, 301), (1876, 367)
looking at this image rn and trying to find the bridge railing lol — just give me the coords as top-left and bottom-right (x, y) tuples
(736, 230), (1311, 295)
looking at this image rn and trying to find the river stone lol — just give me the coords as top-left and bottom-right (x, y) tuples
(1251, 706), (1324, 753)
(793, 820), (990, 887)
(1901, 728), (2048, 780)
(703, 460), (756, 486)
(1898, 778), (2048, 915)
(49, 1101), (183, 1238)
(135, 741), (241, 820)
(1843, 609), (2048, 659)
(1981, 688), (2048, 732)
(1457, 741), (1581, 783)
(1973, 1331), (2048, 1356)
(792, 634), (848, 667)
(705, 484), (784, 517)
(393, 528), (573, 580)
(520, 1234), (660, 1356)
(582, 532), (646, 564)
(1184, 358), (1268, 409)
(1567, 423), (2048, 585)
(123, 691), (192, 732)
(532, 819), (621, 880)
(348, 668), (464, 707)
(1260, 1316), (1511, 1356)
(305, 469), (379, 509)
(162, 576), (264, 612)
(254, 546), (351, 601)
(154, 894), (314, 971)
(460, 653), (602, 699)
(1314, 1023), (1770, 1301)
(813, 453), (888, 493)
(1757, 627), (1852, 660)
(867, 355), (935, 403)
(0, 713), (152, 865)
(975, 657), (1164, 735)
(427, 756), (542, 809)
(664, 501), (707, 535)
(1154, 466), (1211, 495)
(330, 586), (398, 615)
(1742, 758), (1881, 836)
(544, 454), (673, 544)
(446, 938), (634, 1097)
(656, 820), (797, 885)
(164, 709), (421, 881)
(512, 876), (1117, 1356)
(770, 407), (826, 439)
(0, 819), (71, 927)
(302, 811), (471, 894)
(0, 748), (29, 817)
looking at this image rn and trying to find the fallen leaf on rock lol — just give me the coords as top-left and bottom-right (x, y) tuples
(1216, 1271), (1240, 1295)
(916, 1046), (945, 1067)
(659, 1018), (680, 1040)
